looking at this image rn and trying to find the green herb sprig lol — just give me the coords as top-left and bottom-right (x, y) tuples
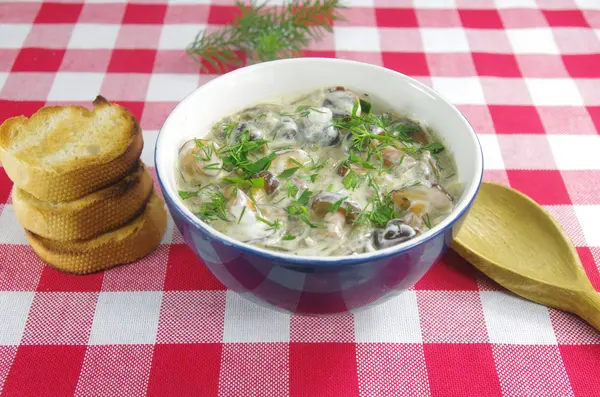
(187, 0), (346, 73)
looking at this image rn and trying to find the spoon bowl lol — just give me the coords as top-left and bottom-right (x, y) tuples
(452, 181), (600, 330)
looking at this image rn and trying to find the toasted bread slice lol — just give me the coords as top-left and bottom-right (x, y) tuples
(25, 191), (167, 275)
(13, 161), (154, 241)
(0, 96), (143, 202)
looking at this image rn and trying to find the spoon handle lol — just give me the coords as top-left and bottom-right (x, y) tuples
(574, 290), (600, 331)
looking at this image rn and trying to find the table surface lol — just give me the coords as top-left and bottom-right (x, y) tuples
(1, 0), (600, 396)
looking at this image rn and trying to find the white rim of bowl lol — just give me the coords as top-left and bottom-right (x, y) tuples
(155, 57), (484, 266)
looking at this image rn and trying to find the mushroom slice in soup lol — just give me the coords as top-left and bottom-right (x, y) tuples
(322, 86), (361, 117)
(229, 122), (264, 144)
(271, 116), (299, 141)
(373, 219), (417, 249)
(388, 119), (428, 144)
(249, 170), (280, 203)
(270, 149), (311, 175)
(298, 107), (341, 146)
(178, 139), (222, 184)
(390, 185), (454, 230)
(311, 192), (362, 223)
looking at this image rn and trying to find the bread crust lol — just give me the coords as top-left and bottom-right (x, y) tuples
(13, 161), (154, 241)
(0, 96), (143, 202)
(25, 191), (167, 275)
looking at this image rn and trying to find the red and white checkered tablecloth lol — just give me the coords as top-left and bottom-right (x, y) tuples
(1, 0), (600, 396)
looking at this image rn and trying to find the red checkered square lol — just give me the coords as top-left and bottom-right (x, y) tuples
(59, 49), (112, 72)
(36, 266), (103, 292)
(21, 292), (97, 345)
(34, 2), (82, 24)
(163, 244), (226, 291)
(550, 307), (600, 344)
(336, 51), (383, 66)
(22, 24), (74, 49)
(0, 100), (45, 123)
(107, 49), (157, 73)
(164, 5), (211, 24)
(0, 246), (44, 291)
(516, 54), (570, 78)
(141, 102), (177, 130)
(544, 9), (590, 26)
(492, 345), (573, 396)
(207, 5), (243, 25)
(220, 343), (289, 396)
(153, 50), (202, 74)
(0, 2), (41, 23)
(488, 105), (545, 134)
(415, 9), (462, 27)
(0, 170), (12, 204)
(543, 205), (587, 247)
(374, 8), (418, 27)
(290, 313), (354, 342)
(480, 77), (532, 105)
(414, 250), (479, 291)
(424, 343), (502, 397)
(577, 246), (600, 290)
(301, 50), (336, 58)
(482, 169), (510, 186)
(156, 291), (226, 343)
(459, 9), (503, 28)
(564, 54), (600, 77)
(417, 291), (488, 343)
(75, 345), (153, 396)
(378, 28), (424, 51)
(12, 48), (65, 72)
(0, 72), (55, 100)
(538, 106), (597, 134)
(498, 8), (549, 28)
(0, 346), (17, 395)
(381, 52), (429, 76)
(560, 345), (600, 396)
(588, 106), (600, 133)
(472, 52), (521, 77)
(101, 245), (168, 291)
(356, 344), (429, 397)
(337, 6), (377, 26)
(498, 135), (557, 169)
(426, 53), (476, 76)
(115, 25), (163, 49)
(465, 29), (512, 53)
(2, 345), (85, 396)
(147, 344), (222, 397)
(110, 100), (145, 123)
(79, 3), (125, 23)
(123, 4), (167, 24)
(507, 170), (571, 205)
(562, 171), (600, 204)
(553, 28), (600, 54)
(0, 50), (18, 72)
(290, 343), (359, 397)
(456, 104), (496, 134)
(100, 73), (150, 102)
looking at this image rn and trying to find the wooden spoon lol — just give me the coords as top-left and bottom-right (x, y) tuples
(451, 181), (600, 331)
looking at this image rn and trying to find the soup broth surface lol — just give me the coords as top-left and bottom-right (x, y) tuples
(176, 86), (461, 256)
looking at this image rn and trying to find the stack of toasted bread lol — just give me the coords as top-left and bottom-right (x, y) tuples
(0, 96), (167, 274)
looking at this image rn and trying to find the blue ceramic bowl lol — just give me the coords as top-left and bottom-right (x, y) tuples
(155, 58), (483, 315)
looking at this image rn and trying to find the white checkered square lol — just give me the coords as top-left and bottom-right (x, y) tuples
(0, 205), (28, 245)
(159, 24), (206, 50)
(431, 77), (485, 105)
(0, 292), (34, 345)
(88, 291), (162, 345)
(575, 0), (600, 9)
(525, 78), (583, 106)
(141, 130), (158, 167)
(345, 0), (375, 5)
(507, 28), (560, 54)
(421, 28), (470, 53)
(574, 205), (600, 246)
(495, 0), (537, 7)
(0, 24), (31, 49)
(68, 24), (119, 49)
(48, 72), (105, 101)
(354, 291), (422, 343)
(0, 73), (7, 92)
(548, 135), (600, 170)
(146, 73), (199, 101)
(413, 0), (457, 8)
(478, 134), (505, 170)
(334, 26), (380, 52)
(480, 291), (557, 345)
(223, 291), (290, 343)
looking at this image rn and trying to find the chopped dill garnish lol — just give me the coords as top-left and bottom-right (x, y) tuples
(423, 213), (432, 229)
(328, 196), (347, 213)
(256, 216), (283, 230)
(237, 206), (246, 224)
(197, 191), (229, 222)
(178, 184), (214, 200)
(278, 167), (300, 179)
(282, 234), (296, 241)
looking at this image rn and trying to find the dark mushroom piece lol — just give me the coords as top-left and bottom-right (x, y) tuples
(229, 122), (264, 144)
(255, 170), (280, 195)
(311, 192), (362, 223)
(298, 107), (341, 147)
(373, 219), (417, 249)
(388, 119), (428, 144)
(272, 116), (299, 141)
(322, 86), (361, 117)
